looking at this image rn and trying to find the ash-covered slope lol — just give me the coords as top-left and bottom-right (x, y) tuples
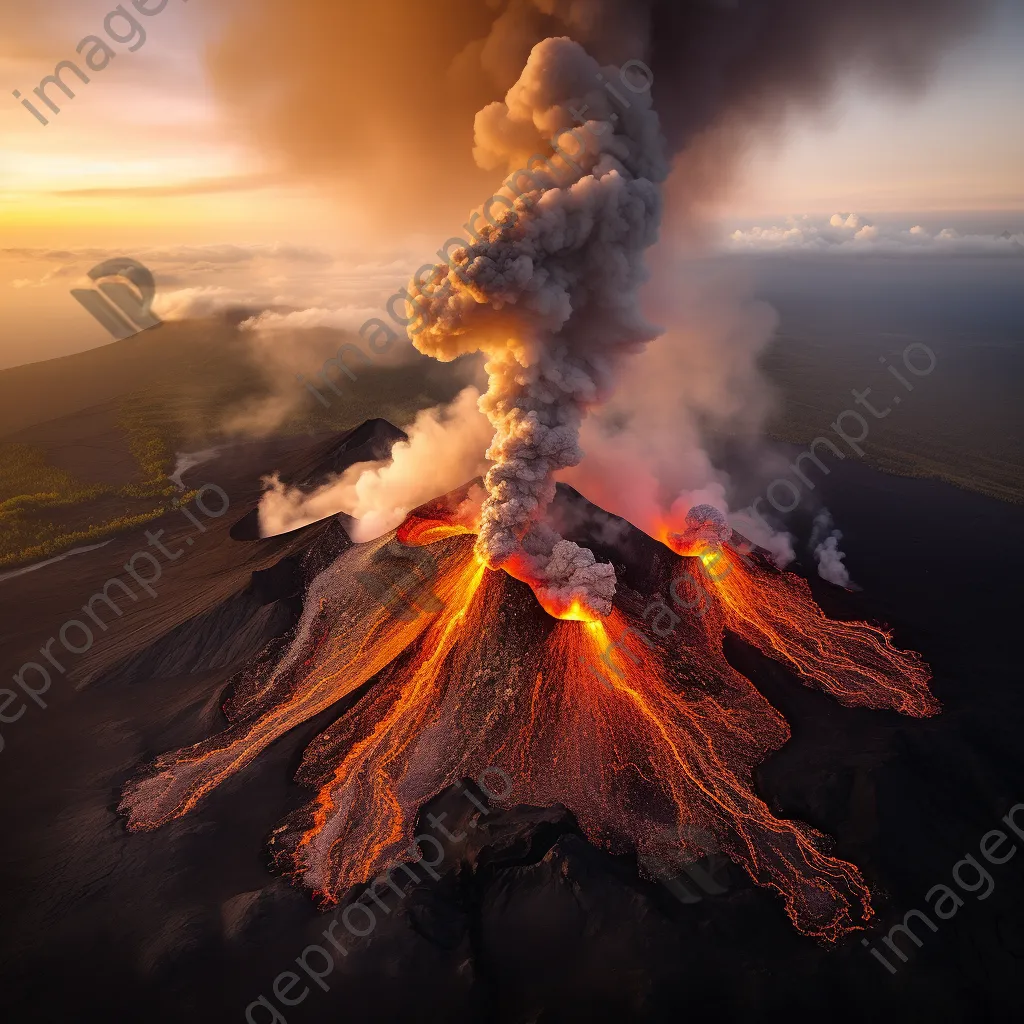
(117, 474), (934, 943)
(3, 423), (1023, 1024)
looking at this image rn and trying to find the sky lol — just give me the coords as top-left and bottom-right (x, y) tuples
(0, 0), (1022, 367)
(726, 0), (1024, 218)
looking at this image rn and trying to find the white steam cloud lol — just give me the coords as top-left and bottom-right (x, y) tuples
(731, 511), (797, 568)
(258, 387), (492, 540)
(810, 509), (853, 588)
(238, 307), (383, 332)
(558, 257), (794, 564)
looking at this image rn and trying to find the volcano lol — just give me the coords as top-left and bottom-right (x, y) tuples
(118, 446), (937, 943)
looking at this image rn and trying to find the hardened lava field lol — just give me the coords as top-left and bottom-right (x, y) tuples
(120, 489), (936, 942)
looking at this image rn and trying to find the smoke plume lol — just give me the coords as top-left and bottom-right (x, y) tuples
(208, 0), (990, 236)
(559, 258), (777, 538)
(407, 37), (666, 616)
(258, 387), (492, 539)
(810, 509), (853, 589)
(212, 0), (991, 605)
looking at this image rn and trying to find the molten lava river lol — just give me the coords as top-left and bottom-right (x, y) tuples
(119, 495), (938, 943)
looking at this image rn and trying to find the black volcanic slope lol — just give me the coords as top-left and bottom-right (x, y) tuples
(1, 421), (1023, 1024)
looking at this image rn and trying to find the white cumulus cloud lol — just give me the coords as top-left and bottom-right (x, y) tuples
(727, 215), (1024, 256)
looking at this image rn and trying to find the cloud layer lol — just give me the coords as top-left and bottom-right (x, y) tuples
(727, 214), (1024, 255)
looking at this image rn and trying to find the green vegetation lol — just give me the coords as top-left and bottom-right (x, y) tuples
(0, 318), (472, 571)
(117, 396), (181, 500)
(0, 508), (170, 570)
(6, 312), (1014, 574)
(0, 395), (183, 569)
(0, 443), (98, 505)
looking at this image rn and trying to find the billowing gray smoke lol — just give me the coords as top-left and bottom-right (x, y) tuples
(409, 37), (666, 616)
(210, 0), (992, 232)
(669, 504), (733, 557)
(208, 0), (991, 612)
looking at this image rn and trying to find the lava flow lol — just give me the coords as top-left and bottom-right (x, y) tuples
(118, 487), (938, 944)
(660, 516), (938, 718)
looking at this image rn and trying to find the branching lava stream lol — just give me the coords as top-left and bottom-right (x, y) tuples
(120, 500), (937, 943)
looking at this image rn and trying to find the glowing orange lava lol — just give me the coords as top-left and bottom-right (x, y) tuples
(664, 536), (937, 718)
(550, 599), (603, 622)
(119, 503), (937, 944)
